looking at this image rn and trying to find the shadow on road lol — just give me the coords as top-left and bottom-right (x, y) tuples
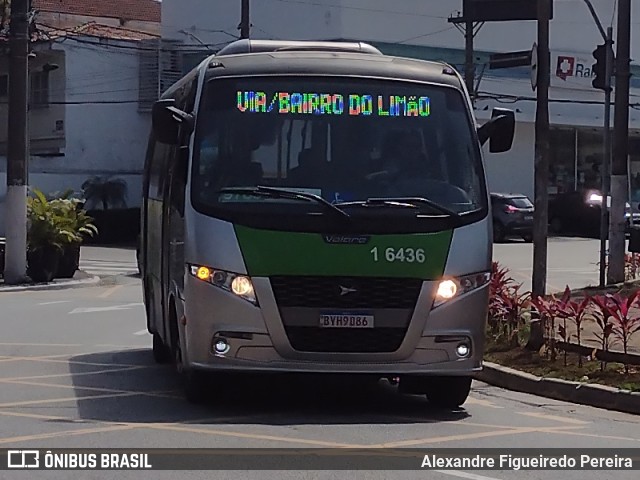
(68, 349), (471, 426)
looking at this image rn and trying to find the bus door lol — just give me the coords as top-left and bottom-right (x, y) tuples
(161, 78), (197, 332)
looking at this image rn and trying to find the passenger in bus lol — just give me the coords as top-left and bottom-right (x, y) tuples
(215, 135), (264, 187)
(289, 149), (327, 187)
(366, 130), (440, 183)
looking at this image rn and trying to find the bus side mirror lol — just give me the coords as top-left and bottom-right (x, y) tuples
(152, 99), (194, 145)
(477, 108), (515, 153)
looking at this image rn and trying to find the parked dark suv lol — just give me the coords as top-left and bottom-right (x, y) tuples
(490, 193), (534, 242)
(548, 189), (640, 237)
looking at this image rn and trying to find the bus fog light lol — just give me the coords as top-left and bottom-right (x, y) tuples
(456, 343), (471, 358)
(213, 339), (230, 355)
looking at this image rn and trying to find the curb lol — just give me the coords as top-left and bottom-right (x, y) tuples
(474, 361), (640, 415)
(0, 274), (101, 292)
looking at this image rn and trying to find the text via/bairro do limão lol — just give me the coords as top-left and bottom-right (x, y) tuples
(236, 91), (431, 117)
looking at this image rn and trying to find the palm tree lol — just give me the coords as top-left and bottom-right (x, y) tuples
(81, 176), (128, 210)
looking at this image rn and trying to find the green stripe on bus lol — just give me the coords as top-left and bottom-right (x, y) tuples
(234, 225), (453, 279)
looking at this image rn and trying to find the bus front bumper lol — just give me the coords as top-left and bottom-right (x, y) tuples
(181, 276), (488, 376)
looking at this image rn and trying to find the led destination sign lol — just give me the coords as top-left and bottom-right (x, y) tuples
(237, 91), (431, 117)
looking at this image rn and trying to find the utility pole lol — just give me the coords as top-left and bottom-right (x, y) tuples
(532, 0), (551, 296)
(240, 0), (250, 39)
(4, 0), (30, 284)
(608, 0), (631, 284)
(465, 19), (474, 98)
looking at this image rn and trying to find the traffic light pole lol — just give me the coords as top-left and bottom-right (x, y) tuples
(599, 26), (613, 288)
(609, 0), (631, 285)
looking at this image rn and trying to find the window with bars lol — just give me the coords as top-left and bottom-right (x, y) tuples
(30, 71), (50, 108)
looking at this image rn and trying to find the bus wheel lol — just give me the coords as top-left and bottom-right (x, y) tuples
(152, 333), (171, 364)
(425, 376), (472, 409)
(173, 340), (207, 404)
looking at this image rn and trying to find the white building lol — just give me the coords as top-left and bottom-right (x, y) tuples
(0, 23), (160, 236)
(160, 0), (640, 204)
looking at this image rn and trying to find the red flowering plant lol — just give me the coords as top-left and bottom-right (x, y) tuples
(556, 294), (593, 367)
(598, 292), (640, 374)
(487, 262), (515, 337)
(590, 295), (616, 371)
(496, 283), (532, 348)
(554, 286), (578, 366)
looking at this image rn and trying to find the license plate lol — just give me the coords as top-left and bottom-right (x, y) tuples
(319, 313), (374, 328)
(524, 215), (533, 221)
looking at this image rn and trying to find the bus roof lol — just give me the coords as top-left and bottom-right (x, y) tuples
(216, 39), (384, 56)
(199, 40), (465, 90)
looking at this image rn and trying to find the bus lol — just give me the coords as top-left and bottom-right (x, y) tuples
(140, 39), (515, 407)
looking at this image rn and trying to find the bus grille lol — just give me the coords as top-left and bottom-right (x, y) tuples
(283, 327), (408, 353)
(269, 276), (423, 309)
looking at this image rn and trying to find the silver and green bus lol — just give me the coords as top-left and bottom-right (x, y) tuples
(140, 39), (515, 407)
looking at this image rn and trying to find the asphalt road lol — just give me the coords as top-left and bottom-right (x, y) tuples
(0, 250), (639, 479)
(493, 236), (606, 294)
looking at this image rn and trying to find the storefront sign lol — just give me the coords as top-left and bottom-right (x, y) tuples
(552, 51), (598, 91)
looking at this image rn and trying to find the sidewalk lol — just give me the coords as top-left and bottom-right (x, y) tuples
(0, 243), (135, 292)
(0, 269), (100, 292)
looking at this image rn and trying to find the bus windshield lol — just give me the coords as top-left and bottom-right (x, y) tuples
(192, 76), (485, 220)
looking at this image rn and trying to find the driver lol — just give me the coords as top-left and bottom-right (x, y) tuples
(367, 130), (438, 182)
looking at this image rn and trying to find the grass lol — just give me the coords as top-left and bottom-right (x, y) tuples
(485, 344), (640, 392)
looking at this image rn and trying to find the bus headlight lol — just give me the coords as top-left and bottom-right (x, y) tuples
(189, 264), (257, 305)
(433, 271), (491, 308)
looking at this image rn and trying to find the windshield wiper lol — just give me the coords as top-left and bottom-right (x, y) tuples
(339, 197), (460, 218)
(217, 186), (351, 219)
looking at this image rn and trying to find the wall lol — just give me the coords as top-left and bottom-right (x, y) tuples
(0, 47), (66, 154)
(0, 37), (150, 237)
(37, 12), (160, 35)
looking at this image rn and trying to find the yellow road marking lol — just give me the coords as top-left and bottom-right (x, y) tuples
(0, 410), (84, 422)
(388, 416), (530, 430)
(0, 425), (137, 445)
(0, 365), (147, 382)
(0, 343), (83, 347)
(516, 412), (591, 425)
(0, 354), (155, 369)
(541, 429), (640, 443)
(0, 410), (264, 429)
(0, 392), (137, 408)
(98, 284), (123, 298)
(145, 423), (370, 448)
(369, 425), (583, 448)
(464, 396), (504, 409)
(0, 379), (183, 400)
(0, 352), (99, 363)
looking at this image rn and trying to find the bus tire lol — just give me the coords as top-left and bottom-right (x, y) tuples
(152, 332), (171, 364)
(425, 376), (472, 409)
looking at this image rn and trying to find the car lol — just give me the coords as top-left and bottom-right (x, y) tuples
(490, 193), (534, 242)
(548, 189), (640, 237)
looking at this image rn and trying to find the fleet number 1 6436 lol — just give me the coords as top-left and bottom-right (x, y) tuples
(370, 247), (426, 263)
